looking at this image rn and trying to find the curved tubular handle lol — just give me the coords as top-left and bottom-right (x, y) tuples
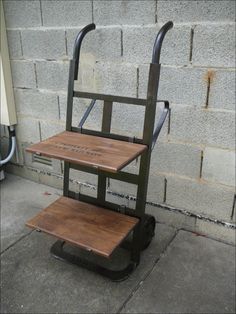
(152, 21), (173, 64)
(73, 23), (96, 80)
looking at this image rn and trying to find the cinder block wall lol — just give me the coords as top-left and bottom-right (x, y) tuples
(2, 0), (235, 242)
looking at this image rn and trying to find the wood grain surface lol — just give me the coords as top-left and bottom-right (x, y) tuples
(26, 196), (139, 258)
(26, 131), (147, 172)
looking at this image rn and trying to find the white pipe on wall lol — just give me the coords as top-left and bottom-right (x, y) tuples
(0, 135), (16, 166)
(0, 125), (16, 166)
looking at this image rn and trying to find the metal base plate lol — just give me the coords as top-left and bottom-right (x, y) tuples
(50, 240), (138, 282)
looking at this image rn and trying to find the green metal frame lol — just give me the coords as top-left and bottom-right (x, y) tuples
(52, 21), (173, 280)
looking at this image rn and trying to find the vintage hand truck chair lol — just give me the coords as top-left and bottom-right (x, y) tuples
(26, 21), (173, 281)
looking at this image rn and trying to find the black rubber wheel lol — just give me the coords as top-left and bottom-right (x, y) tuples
(140, 215), (156, 250)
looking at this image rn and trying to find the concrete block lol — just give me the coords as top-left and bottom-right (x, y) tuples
(66, 27), (121, 60)
(79, 184), (97, 199)
(14, 140), (25, 165)
(208, 70), (236, 111)
(192, 24), (235, 67)
(121, 158), (139, 175)
(3, 0), (41, 28)
(109, 101), (168, 140)
(151, 142), (202, 179)
(6, 30), (22, 59)
(107, 180), (135, 208)
(106, 192), (129, 208)
(74, 59), (96, 91)
(36, 61), (69, 90)
(8, 162), (62, 190)
(190, 107), (213, 146)
(119, 103), (169, 145)
(10, 61), (36, 89)
(111, 103), (145, 139)
(123, 25), (190, 65)
(94, 61), (137, 97)
(74, 99), (103, 130)
(146, 203), (197, 231)
(147, 174), (165, 204)
(21, 30), (66, 60)
(170, 106), (235, 149)
(196, 219), (236, 245)
(41, 0), (92, 26)
(93, 0), (156, 25)
(39, 120), (65, 141)
(68, 179), (81, 195)
(108, 179), (137, 199)
(139, 65), (207, 106)
(58, 94), (83, 121)
(58, 60), (95, 98)
(15, 117), (40, 143)
(166, 176), (235, 221)
(70, 169), (97, 186)
(58, 94), (102, 130)
(14, 89), (59, 120)
(70, 170), (98, 198)
(201, 109), (235, 149)
(157, 0), (235, 23)
(100, 175), (164, 208)
(58, 93), (69, 121)
(6, 164), (40, 184)
(120, 174), (165, 210)
(38, 171), (63, 190)
(22, 142), (62, 175)
(202, 147), (235, 186)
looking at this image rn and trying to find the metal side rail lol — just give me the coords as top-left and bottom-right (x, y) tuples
(152, 101), (170, 150)
(78, 99), (96, 132)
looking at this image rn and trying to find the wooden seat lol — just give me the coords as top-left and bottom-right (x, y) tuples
(26, 196), (139, 258)
(26, 131), (147, 173)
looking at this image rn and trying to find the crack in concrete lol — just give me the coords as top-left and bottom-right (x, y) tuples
(189, 27), (194, 62)
(39, 0), (43, 26)
(199, 150), (204, 178)
(0, 230), (34, 256)
(231, 194), (236, 220)
(91, 0), (94, 24)
(116, 229), (179, 314)
(121, 29), (123, 57)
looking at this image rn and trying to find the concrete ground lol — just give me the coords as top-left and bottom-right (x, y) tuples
(1, 174), (235, 314)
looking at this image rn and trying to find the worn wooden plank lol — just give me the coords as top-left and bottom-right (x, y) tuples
(26, 196), (139, 258)
(26, 131), (147, 173)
